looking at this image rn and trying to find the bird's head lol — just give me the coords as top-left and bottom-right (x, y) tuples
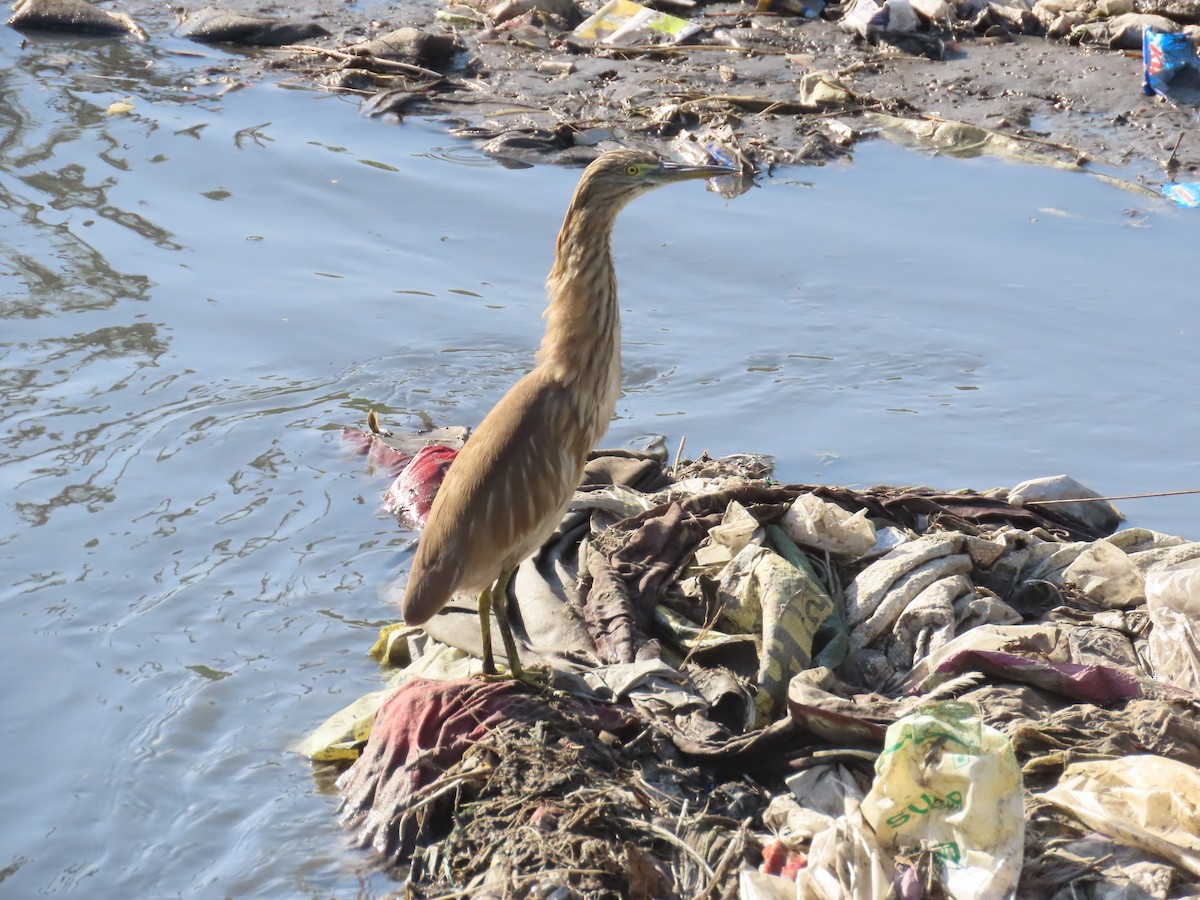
(571, 149), (737, 216)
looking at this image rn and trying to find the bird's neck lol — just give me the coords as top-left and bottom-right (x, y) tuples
(535, 203), (623, 445)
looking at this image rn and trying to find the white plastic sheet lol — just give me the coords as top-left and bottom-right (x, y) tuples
(1039, 755), (1200, 878)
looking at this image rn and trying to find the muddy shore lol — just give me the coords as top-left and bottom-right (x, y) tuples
(9, 0), (1200, 180)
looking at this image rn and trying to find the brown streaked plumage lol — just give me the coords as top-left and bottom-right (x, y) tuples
(400, 149), (735, 680)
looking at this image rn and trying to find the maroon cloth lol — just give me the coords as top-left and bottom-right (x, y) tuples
(340, 427), (461, 526)
(337, 678), (537, 859)
(587, 502), (714, 664)
(341, 426), (413, 472)
(383, 445), (457, 525)
(337, 677), (637, 861)
(926, 648), (1177, 704)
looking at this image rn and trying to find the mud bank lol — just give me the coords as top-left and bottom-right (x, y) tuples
(8, 0), (1200, 179)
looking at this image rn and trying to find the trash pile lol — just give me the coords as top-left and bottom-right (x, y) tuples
(301, 427), (1200, 898)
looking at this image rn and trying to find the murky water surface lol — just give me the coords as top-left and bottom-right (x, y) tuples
(2, 24), (1199, 898)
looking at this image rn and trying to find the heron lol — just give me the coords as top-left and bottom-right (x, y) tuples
(399, 148), (735, 682)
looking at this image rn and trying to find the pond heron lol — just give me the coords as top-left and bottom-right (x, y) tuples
(400, 149), (734, 681)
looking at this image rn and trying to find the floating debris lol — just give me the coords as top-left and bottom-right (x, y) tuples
(310, 431), (1200, 897)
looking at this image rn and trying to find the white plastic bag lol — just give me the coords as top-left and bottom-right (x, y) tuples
(780, 493), (877, 558)
(1146, 560), (1200, 691)
(860, 701), (1024, 899)
(1061, 537), (1145, 609)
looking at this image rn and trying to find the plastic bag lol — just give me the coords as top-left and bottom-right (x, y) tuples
(1143, 26), (1199, 97)
(571, 0), (699, 45)
(1162, 182), (1200, 208)
(1146, 560), (1200, 691)
(780, 493), (877, 558)
(1061, 537), (1145, 609)
(860, 701), (1024, 899)
(717, 535), (835, 726)
(841, 0), (919, 33)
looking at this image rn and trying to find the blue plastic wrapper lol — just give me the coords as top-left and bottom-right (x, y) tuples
(1161, 182), (1200, 207)
(1143, 27), (1199, 97)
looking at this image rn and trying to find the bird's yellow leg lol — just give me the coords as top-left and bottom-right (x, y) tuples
(477, 581), (497, 676)
(492, 569), (550, 690)
(490, 568), (523, 680)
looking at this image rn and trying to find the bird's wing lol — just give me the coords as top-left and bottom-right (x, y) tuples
(400, 370), (587, 625)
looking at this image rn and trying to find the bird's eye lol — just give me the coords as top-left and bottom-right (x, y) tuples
(625, 165), (640, 176)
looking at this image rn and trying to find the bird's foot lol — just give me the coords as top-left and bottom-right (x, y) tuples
(474, 668), (507, 683)
(474, 663), (552, 692)
(511, 664), (553, 692)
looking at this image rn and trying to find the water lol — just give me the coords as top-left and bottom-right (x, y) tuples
(2, 24), (1199, 899)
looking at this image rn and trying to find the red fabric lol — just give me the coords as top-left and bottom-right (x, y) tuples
(337, 678), (534, 858)
(337, 677), (637, 861)
(371, 677), (529, 769)
(341, 427), (413, 472)
(383, 445), (457, 525)
(760, 838), (807, 879)
(340, 428), (458, 526)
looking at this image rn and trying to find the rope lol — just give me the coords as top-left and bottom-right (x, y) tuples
(1024, 488), (1200, 506)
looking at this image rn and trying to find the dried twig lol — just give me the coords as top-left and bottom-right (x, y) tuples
(596, 42), (791, 58)
(281, 43), (450, 82)
(695, 821), (749, 900)
(678, 601), (729, 670)
(1166, 131), (1185, 171)
(403, 768), (492, 820)
(674, 93), (821, 114)
(672, 435), (687, 478)
(622, 818), (717, 878)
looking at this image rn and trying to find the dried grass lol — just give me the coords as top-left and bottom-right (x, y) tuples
(403, 705), (760, 899)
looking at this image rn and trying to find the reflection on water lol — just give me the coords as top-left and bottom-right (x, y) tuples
(0, 27), (416, 900)
(0, 162), (156, 317)
(0, 39), (206, 322)
(3, 17), (1200, 900)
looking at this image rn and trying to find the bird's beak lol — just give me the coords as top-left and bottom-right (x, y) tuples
(655, 160), (741, 182)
